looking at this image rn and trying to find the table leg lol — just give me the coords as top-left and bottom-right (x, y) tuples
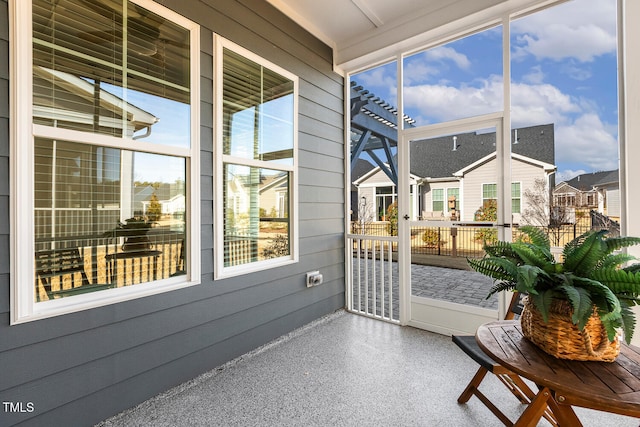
(514, 386), (554, 427)
(547, 393), (583, 427)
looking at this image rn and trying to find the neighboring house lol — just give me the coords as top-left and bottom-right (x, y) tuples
(350, 158), (376, 220)
(355, 124), (556, 223)
(259, 172), (289, 219)
(554, 169), (620, 218)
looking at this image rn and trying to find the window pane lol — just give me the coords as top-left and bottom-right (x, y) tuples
(33, 0), (191, 146)
(447, 188), (460, 211)
(223, 48), (294, 164)
(34, 138), (187, 301)
(223, 164), (290, 266)
(403, 26), (503, 127)
(512, 182), (521, 213)
(483, 183), (497, 201)
(432, 189), (444, 211)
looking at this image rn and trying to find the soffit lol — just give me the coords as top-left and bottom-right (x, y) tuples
(267, 0), (566, 72)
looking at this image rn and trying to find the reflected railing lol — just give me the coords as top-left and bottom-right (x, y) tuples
(34, 230), (185, 301)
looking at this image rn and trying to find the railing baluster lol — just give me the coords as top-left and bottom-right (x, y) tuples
(347, 233), (399, 323)
(372, 239), (377, 317)
(379, 240), (384, 318)
(387, 240), (393, 320)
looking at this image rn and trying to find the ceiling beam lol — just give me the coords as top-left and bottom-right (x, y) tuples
(351, 0), (384, 27)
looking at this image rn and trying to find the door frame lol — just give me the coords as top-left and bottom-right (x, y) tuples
(397, 113), (512, 333)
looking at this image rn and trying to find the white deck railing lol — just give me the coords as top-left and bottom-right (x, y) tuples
(346, 234), (399, 323)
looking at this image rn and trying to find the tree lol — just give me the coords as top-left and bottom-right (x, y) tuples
(474, 200), (498, 243)
(147, 193), (162, 222)
(386, 202), (398, 236)
(521, 178), (573, 245)
(353, 196), (375, 234)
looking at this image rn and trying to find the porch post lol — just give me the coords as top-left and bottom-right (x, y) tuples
(619, 0), (640, 346)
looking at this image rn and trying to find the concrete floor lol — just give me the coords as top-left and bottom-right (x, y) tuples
(97, 310), (639, 427)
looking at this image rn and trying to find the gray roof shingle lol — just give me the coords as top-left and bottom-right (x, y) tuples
(409, 123), (554, 178)
(564, 169), (619, 191)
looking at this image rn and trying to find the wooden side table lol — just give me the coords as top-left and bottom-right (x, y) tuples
(476, 320), (640, 426)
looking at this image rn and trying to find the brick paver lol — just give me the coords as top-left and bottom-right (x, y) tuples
(351, 259), (497, 321)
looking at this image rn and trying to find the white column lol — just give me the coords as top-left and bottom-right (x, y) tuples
(619, 0), (640, 346)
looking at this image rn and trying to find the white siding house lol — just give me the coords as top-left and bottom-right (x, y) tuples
(355, 124), (556, 223)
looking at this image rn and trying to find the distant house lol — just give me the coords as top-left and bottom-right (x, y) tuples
(554, 169), (620, 218)
(350, 159), (376, 220)
(259, 172), (289, 219)
(354, 124), (556, 223)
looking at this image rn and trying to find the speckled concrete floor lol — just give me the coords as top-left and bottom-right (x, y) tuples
(97, 310), (639, 427)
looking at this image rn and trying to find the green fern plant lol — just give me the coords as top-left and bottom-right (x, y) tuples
(468, 226), (640, 344)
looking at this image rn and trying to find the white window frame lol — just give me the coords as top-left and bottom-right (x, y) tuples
(431, 188), (445, 212)
(511, 181), (522, 214)
(447, 187), (460, 211)
(10, 0), (201, 324)
(214, 36), (299, 279)
(481, 183), (498, 206)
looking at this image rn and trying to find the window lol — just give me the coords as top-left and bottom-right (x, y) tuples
(482, 183), (498, 208)
(432, 189), (445, 212)
(482, 183), (521, 214)
(447, 188), (460, 211)
(511, 182), (521, 214)
(215, 37), (298, 278)
(376, 186), (396, 221)
(12, 0), (200, 323)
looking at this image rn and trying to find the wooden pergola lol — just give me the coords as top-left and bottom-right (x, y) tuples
(350, 81), (415, 185)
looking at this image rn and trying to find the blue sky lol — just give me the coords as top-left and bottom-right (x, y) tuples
(353, 0), (618, 182)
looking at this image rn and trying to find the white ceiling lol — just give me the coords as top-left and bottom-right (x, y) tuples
(267, 0), (565, 72)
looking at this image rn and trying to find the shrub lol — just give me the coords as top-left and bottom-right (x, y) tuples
(421, 229), (443, 247)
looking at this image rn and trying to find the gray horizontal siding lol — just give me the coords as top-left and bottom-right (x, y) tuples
(0, 0), (345, 425)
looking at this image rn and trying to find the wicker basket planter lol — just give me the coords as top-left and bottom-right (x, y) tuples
(521, 297), (620, 362)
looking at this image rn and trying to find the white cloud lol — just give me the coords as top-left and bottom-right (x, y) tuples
(403, 75), (503, 123)
(424, 46), (471, 70)
(403, 46), (470, 86)
(511, 0), (616, 63)
(352, 67), (398, 104)
(522, 65), (544, 84)
(554, 113), (618, 172)
(403, 76), (617, 174)
(556, 169), (586, 183)
(403, 60), (440, 86)
(511, 82), (580, 128)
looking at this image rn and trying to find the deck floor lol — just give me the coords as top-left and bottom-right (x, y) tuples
(97, 311), (639, 427)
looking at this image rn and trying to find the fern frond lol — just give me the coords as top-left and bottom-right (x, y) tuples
(599, 310), (623, 343)
(556, 285), (592, 329)
(598, 253), (637, 270)
(486, 281), (516, 298)
(619, 300), (637, 344)
(604, 236), (640, 255)
(483, 241), (520, 260)
(563, 230), (608, 275)
(592, 269), (640, 297)
(515, 265), (546, 293)
(571, 275), (620, 311)
(518, 225), (550, 250)
(528, 290), (558, 323)
(623, 263), (640, 274)
(468, 257), (518, 282)
(511, 243), (551, 269)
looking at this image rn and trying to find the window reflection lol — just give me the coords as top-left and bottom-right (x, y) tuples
(34, 138), (187, 300)
(32, 0), (191, 147)
(223, 48), (294, 164)
(223, 164), (290, 266)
